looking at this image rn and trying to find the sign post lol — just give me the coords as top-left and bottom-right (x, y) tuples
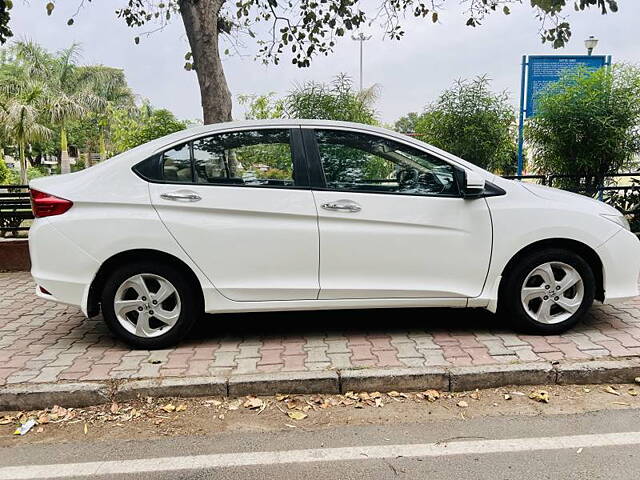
(516, 54), (611, 176)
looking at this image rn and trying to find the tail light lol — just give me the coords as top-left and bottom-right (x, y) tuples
(30, 189), (73, 218)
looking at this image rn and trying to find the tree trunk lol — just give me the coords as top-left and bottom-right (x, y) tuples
(19, 140), (28, 185)
(179, 0), (232, 124)
(60, 126), (71, 174)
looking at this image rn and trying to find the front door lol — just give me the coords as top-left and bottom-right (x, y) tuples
(149, 127), (320, 302)
(305, 128), (493, 300)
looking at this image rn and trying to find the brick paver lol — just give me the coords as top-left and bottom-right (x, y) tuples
(2, 271), (640, 386)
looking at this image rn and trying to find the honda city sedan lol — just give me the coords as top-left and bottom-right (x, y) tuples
(28, 120), (640, 348)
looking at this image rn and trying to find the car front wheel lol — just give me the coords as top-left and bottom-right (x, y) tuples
(101, 262), (199, 348)
(501, 248), (595, 334)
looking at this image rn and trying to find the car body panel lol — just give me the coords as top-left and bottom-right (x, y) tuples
(27, 119), (640, 320)
(312, 190), (492, 299)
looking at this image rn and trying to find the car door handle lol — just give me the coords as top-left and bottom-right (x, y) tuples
(321, 200), (362, 213)
(160, 191), (202, 202)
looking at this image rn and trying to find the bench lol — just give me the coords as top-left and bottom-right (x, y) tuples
(0, 185), (33, 237)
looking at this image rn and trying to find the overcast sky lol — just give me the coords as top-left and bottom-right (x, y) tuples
(8, 1), (640, 124)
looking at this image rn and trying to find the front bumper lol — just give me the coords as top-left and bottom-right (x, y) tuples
(597, 229), (640, 304)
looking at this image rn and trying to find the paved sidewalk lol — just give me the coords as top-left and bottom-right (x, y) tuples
(2, 272), (640, 387)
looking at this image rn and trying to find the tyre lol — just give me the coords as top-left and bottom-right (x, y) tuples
(101, 261), (200, 349)
(500, 248), (595, 334)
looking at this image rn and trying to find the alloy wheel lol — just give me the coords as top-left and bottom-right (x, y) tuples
(520, 261), (584, 324)
(113, 273), (181, 338)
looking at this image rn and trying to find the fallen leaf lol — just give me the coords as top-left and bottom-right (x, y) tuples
(387, 391), (400, 397)
(83, 423), (88, 435)
(604, 386), (621, 396)
(204, 399), (222, 407)
(37, 414), (50, 424)
(275, 394), (289, 401)
(628, 388), (638, 397)
(374, 398), (383, 408)
(457, 401), (469, 408)
(243, 397), (264, 410)
(422, 390), (440, 402)
(470, 390), (480, 400)
(287, 411), (307, 421)
(583, 388), (591, 393)
(175, 404), (187, 412)
(36, 427), (44, 433)
(529, 390), (550, 403)
(160, 403), (176, 413)
(110, 403), (119, 414)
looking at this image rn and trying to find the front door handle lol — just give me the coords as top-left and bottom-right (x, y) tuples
(160, 191), (202, 202)
(321, 200), (362, 213)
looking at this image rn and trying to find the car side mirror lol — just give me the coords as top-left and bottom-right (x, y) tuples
(462, 170), (486, 198)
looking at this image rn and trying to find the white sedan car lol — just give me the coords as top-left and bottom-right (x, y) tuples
(29, 120), (640, 348)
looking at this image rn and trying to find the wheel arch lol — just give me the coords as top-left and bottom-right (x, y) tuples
(87, 249), (205, 317)
(498, 238), (604, 306)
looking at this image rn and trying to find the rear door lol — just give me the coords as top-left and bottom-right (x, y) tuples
(148, 127), (320, 302)
(304, 127), (493, 300)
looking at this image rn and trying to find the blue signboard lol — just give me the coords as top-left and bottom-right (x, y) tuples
(517, 54), (611, 175)
(525, 55), (607, 117)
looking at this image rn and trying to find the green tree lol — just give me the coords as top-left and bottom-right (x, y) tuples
(238, 93), (284, 120)
(394, 112), (420, 134)
(14, 41), (104, 174)
(527, 65), (640, 194)
(414, 77), (517, 173)
(81, 66), (135, 160)
(285, 74), (378, 125)
(0, 1), (619, 124)
(0, 80), (52, 183)
(111, 103), (187, 153)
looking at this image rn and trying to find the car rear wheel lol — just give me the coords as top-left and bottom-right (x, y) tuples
(101, 262), (199, 348)
(501, 248), (595, 334)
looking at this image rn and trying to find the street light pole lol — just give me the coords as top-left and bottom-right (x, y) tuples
(585, 35), (599, 56)
(351, 33), (372, 90)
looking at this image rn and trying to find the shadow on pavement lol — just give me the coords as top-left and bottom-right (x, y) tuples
(190, 307), (510, 340)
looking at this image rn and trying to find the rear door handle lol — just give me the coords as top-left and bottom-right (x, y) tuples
(321, 200), (362, 213)
(160, 191), (202, 202)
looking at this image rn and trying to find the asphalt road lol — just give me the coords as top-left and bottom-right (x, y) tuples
(2, 407), (640, 479)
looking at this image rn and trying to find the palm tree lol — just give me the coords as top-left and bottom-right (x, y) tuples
(0, 80), (52, 184)
(15, 41), (103, 174)
(79, 66), (135, 161)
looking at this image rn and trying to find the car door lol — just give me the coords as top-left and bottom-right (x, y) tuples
(304, 127), (492, 300)
(148, 127), (320, 302)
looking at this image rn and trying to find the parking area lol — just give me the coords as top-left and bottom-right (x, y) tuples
(2, 271), (640, 386)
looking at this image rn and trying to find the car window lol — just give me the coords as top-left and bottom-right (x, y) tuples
(162, 144), (192, 183)
(314, 130), (459, 196)
(192, 129), (295, 187)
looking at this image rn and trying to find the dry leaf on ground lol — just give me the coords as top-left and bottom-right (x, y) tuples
(604, 386), (621, 396)
(287, 411), (307, 421)
(457, 401), (469, 408)
(529, 390), (550, 403)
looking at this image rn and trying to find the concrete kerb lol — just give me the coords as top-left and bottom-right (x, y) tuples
(2, 357), (640, 410)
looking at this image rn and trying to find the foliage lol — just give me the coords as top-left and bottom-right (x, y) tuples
(285, 74), (378, 125)
(394, 112), (420, 134)
(526, 65), (640, 194)
(605, 179), (640, 233)
(413, 77), (517, 173)
(238, 93), (284, 120)
(111, 104), (187, 153)
(0, 158), (11, 183)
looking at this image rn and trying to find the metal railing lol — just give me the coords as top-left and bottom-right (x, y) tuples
(0, 185), (32, 236)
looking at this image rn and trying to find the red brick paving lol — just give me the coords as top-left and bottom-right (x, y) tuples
(2, 272), (640, 386)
